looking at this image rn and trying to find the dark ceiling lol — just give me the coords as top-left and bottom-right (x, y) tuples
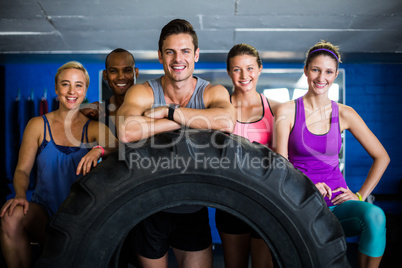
(1, 0), (402, 63)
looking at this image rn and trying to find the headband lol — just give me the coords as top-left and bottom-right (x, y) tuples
(308, 48), (339, 62)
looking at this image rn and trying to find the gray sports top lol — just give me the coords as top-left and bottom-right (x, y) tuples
(147, 75), (209, 213)
(148, 76), (208, 109)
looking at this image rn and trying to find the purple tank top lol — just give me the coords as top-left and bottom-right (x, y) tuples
(288, 97), (346, 207)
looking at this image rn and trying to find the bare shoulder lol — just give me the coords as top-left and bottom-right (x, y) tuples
(118, 82), (155, 118)
(204, 83), (230, 101)
(338, 103), (363, 131)
(26, 115), (45, 130)
(22, 115), (46, 143)
(205, 83), (229, 94)
(266, 98), (281, 116)
(126, 82), (153, 100)
(338, 103), (361, 124)
(204, 84), (231, 110)
(276, 100), (296, 117)
(123, 82), (154, 109)
(338, 103), (357, 117)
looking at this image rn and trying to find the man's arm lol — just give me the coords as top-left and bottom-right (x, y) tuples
(117, 83), (181, 143)
(143, 84), (236, 133)
(174, 84), (236, 132)
(80, 101), (105, 121)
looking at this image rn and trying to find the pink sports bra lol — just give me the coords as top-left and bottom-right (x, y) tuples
(232, 93), (274, 147)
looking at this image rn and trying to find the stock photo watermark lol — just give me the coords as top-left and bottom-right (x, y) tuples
(126, 151), (287, 174)
(62, 105), (338, 170)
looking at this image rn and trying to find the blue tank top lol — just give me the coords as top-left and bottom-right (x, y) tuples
(148, 76), (209, 213)
(31, 115), (91, 216)
(288, 97), (347, 207)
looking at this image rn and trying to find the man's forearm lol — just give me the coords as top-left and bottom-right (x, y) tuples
(118, 115), (181, 143)
(172, 107), (235, 133)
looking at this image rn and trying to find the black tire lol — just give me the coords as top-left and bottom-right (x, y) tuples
(37, 129), (349, 268)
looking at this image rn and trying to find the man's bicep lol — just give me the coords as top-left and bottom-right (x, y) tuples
(118, 86), (152, 118)
(119, 102), (145, 118)
(204, 85), (231, 109)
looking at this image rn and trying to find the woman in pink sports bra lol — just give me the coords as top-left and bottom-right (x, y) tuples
(215, 43), (280, 268)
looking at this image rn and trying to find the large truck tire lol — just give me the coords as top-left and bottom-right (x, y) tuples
(37, 129), (349, 267)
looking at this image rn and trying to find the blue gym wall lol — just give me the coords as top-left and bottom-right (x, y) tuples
(343, 64), (402, 195)
(2, 59), (402, 216)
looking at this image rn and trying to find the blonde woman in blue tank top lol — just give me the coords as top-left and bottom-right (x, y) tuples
(276, 41), (390, 268)
(0, 61), (117, 268)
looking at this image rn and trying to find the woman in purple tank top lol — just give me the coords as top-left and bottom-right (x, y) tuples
(276, 41), (390, 267)
(216, 43), (280, 268)
(0, 61), (117, 268)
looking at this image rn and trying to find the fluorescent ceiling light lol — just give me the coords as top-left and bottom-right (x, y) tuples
(295, 74), (308, 89)
(259, 51), (303, 59)
(293, 89), (307, 100)
(329, 84), (339, 102)
(263, 88), (290, 103)
(0, 31), (56, 36)
(235, 28), (381, 32)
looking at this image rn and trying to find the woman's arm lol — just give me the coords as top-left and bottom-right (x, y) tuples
(274, 101), (295, 158)
(337, 104), (390, 201)
(76, 120), (118, 175)
(1, 117), (42, 217)
(267, 98), (278, 151)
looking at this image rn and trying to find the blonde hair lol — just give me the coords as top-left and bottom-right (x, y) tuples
(305, 40), (342, 69)
(55, 61), (90, 89)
